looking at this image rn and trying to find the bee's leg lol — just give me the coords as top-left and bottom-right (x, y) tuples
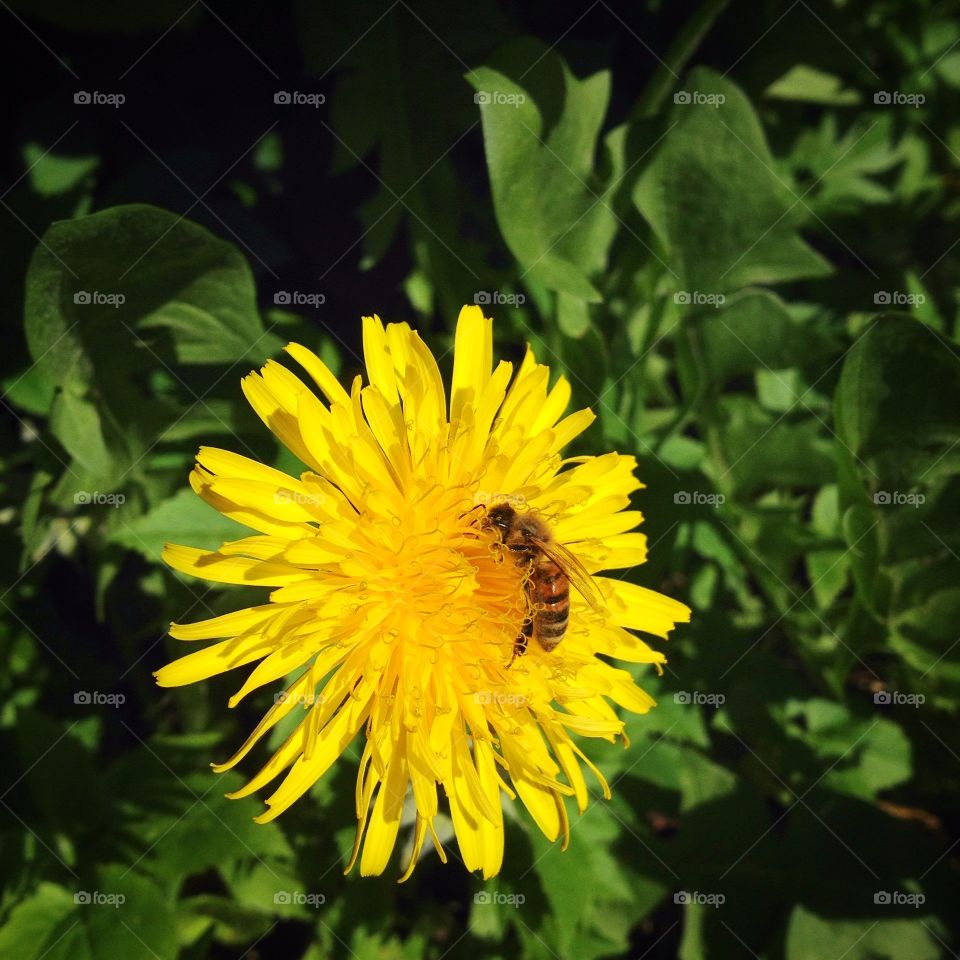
(510, 619), (533, 666)
(459, 503), (487, 526)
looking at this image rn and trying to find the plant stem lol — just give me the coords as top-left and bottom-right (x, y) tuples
(633, 0), (732, 119)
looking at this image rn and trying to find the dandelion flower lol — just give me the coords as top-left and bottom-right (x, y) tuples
(155, 305), (690, 879)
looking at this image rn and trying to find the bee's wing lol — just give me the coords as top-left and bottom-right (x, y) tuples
(529, 536), (604, 611)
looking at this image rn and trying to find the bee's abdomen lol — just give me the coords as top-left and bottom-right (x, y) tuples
(529, 561), (569, 651)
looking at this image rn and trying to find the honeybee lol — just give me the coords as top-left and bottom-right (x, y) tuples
(482, 503), (602, 660)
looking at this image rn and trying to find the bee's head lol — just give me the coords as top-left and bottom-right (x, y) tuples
(484, 502), (516, 536)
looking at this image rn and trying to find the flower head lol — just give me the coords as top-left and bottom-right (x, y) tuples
(156, 305), (690, 879)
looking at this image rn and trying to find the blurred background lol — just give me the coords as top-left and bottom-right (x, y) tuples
(1, 1), (959, 957)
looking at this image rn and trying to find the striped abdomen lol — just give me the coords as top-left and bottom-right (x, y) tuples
(527, 557), (569, 652)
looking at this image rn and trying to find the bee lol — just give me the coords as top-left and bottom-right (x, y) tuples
(482, 502), (602, 660)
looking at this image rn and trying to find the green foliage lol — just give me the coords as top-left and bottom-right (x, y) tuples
(2, 2), (960, 959)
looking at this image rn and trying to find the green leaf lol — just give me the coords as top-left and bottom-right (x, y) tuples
(634, 67), (832, 293)
(795, 700), (912, 799)
(716, 398), (835, 494)
(765, 64), (861, 105)
(21, 141), (99, 198)
(788, 115), (903, 216)
(49, 386), (118, 480)
(468, 38), (621, 302)
(834, 315), (960, 459)
(0, 871), (178, 960)
(0, 884), (76, 960)
(785, 906), (942, 960)
(1, 366), (57, 417)
(25, 204), (269, 387)
(108, 489), (246, 562)
(557, 291), (592, 338)
(700, 289), (834, 384)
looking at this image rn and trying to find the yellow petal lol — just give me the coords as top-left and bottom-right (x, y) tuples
(450, 305), (492, 425)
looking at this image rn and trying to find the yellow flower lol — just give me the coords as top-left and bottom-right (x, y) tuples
(155, 305), (690, 880)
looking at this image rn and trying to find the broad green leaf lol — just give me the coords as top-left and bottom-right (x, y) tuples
(700, 289), (834, 384)
(25, 204), (269, 386)
(108, 489), (245, 561)
(0, 366), (56, 417)
(785, 906), (942, 960)
(765, 64), (861, 105)
(49, 386), (118, 479)
(834, 315), (960, 459)
(790, 115), (904, 216)
(716, 398), (835, 494)
(0, 883), (76, 960)
(21, 142), (98, 198)
(0, 871), (178, 960)
(634, 67), (831, 293)
(468, 38), (621, 303)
